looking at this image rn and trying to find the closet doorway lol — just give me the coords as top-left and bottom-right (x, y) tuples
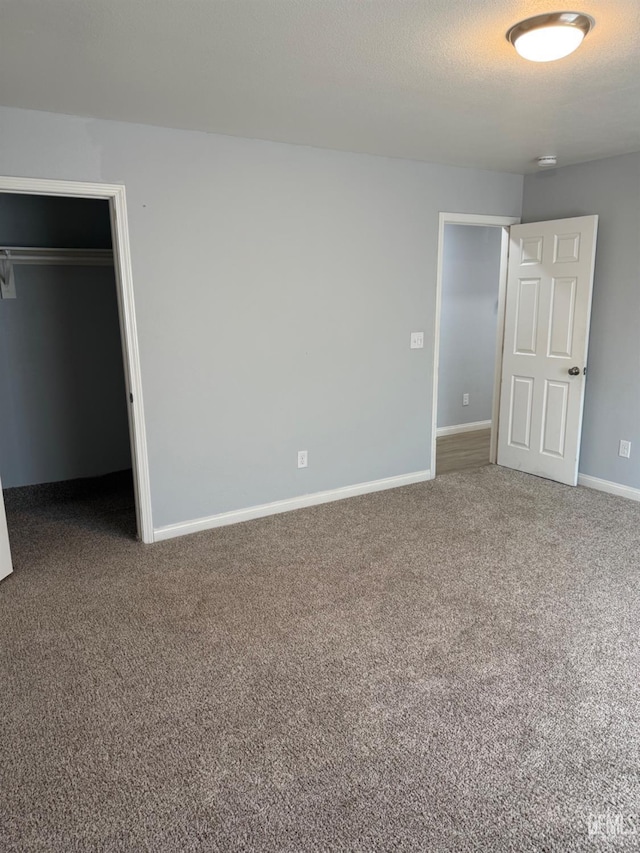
(0, 178), (152, 583)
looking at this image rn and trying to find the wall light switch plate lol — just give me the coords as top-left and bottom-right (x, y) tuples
(297, 450), (308, 469)
(410, 331), (424, 349)
(619, 440), (631, 459)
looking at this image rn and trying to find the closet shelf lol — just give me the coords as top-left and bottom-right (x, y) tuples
(0, 247), (113, 266)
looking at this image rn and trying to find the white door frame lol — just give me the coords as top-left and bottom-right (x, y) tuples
(0, 176), (153, 544)
(431, 212), (521, 476)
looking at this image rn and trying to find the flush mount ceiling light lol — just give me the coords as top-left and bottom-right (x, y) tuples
(507, 12), (595, 62)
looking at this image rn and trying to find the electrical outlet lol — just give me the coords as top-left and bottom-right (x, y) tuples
(410, 331), (424, 349)
(297, 450), (308, 469)
(462, 393), (470, 406)
(619, 440), (631, 459)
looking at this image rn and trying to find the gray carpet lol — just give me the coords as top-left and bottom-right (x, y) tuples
(1, 466), (640, 852)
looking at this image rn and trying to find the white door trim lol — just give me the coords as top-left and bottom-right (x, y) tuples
(432, 212), (520, 476)
(0, 175), (153, 544)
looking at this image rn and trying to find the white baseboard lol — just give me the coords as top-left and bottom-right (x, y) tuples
(577, 473), (640, 503)
(436, 420), (492, 438)
(153, 469), (433, 542)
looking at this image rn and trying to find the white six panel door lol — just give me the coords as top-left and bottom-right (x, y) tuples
(497, 216), (598, 486)
(0, 470), (13, 581)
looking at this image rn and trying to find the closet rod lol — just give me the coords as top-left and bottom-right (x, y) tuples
(0, 247), (113, 266)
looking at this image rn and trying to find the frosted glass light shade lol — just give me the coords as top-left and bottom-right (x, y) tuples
(507, 13), (594, 63)
(514, 25), (585, 62)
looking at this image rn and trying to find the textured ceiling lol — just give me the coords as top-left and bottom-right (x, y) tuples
(0, 0), (639, 173)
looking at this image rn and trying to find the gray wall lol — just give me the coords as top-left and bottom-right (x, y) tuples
(522, 152), (640, 489)
(0, 194), (132, 487)
(0, 106), (523, 528)
(437, 224), (502, 428)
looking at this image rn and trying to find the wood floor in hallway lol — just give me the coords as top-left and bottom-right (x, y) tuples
(436, 428), (491, 475)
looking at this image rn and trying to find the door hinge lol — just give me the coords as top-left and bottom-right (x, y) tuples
(129, 392), (134, 403)
(583, 367), (587, 376)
